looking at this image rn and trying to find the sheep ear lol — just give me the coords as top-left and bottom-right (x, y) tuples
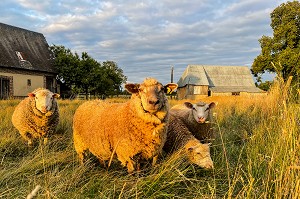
(164, 83), (178, 94)
(28, 93), (35, 97)
(125, 83), (140, 94)
(53, 93), (60, 98)
(209, 102), (216, 109)
(184, 102), (194, 109)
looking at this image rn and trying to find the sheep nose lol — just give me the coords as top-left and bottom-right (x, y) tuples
(41, 106), (47, 112)
(198, 117), (206, 123)
(149, 99), (160, 105)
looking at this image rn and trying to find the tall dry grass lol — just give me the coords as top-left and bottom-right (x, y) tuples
(0, 77), (298, 198)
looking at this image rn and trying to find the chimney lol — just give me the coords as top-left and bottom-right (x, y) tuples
(171, 65), (174, 83)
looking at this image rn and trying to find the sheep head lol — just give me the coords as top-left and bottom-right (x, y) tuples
(184, 101), (216, 123)
(186, 143), (214, 169)
(125, 78), (177, 113)
(28, 89), (60, 114)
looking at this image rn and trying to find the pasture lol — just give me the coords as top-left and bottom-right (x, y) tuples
(0, 78), (299, 198)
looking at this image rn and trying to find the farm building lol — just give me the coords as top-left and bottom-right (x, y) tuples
(0, 23), (58, 99)
(177, 65), (265, 100)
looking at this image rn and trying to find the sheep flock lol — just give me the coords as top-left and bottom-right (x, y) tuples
(11, 78), (217, 173)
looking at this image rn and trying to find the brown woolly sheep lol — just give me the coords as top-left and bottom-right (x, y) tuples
(12, 88), (60, 145)
(171, 101), (216, 143)
(163, 112), (214, 169)
(73, 78), (178, 173)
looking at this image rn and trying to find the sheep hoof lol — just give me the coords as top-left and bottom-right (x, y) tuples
(27, 140), (33, 147)
(127, 162), (135, 174)
(43, 138), (48, 145)
(152, 156), (158, 166)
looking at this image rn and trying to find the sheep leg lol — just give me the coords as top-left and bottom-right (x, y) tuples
(73, 132), (87, 164)
(117, 154), (136, 173)
(20, 131), (33, 146)
(126, 160), (135, 173)
(152, 155), (158, 166)
(100, 159), (107, 168)
(43, 137), (48, 145)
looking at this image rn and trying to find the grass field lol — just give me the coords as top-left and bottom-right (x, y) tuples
(0, 78), (299, 198)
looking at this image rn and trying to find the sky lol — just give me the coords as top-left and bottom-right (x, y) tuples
(1, 0), (287, 85)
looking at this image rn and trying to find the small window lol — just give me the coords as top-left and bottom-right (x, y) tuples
(232, 92), (240, 96)
(27, 79), (31, 86)
(16, 51), (25, 61)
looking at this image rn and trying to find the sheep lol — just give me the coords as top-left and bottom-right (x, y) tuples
(170, 101), (216, 143)
(12, 88), (60, 146)
(73, 78), (178, 173)
(163, 112), (214, 169)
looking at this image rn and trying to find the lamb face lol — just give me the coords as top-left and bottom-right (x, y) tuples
(184, 102), (216, 123)
(28, 90), (60, 113)
(187, 143), (214, 169)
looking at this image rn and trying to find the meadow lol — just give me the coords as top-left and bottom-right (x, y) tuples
(0, 77), (299, 198)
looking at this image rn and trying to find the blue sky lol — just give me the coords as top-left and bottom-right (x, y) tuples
(1, 0), (286, 84)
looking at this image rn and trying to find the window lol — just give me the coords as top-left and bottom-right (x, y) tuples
(232, 92), (240, 96)
(0, 76), (11, 99)
(16, 51), (25, 61)
(27, 79), (31, 86)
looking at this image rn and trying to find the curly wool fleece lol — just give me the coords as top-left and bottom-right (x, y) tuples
(73, 78), (178, 173)
(12, 88), (60, 145)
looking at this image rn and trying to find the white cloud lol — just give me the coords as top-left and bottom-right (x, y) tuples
(0, 0), (285, 84)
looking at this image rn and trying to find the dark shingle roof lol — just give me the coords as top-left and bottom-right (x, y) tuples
(0, 23), (56, 73)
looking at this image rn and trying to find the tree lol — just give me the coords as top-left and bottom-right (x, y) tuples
(100, 61), (127, 95)
(251, 1), (300, 83)
(78, 52), (102, 99)
(49, 45), (127, 99)
(256, 80), (273, 91)
(49, 45), (80, 88)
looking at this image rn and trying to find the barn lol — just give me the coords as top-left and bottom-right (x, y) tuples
(177, 65), (265, 100)
(0, 23), (58, 99)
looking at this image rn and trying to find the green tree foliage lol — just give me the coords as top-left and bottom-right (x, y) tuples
(49, 45), (127, 99)
(251, 1), (300, 83)
(256, 80), (273, 91)
(98, 61), (127, 95)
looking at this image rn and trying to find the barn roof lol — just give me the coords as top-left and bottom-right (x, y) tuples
(0, 23), (56, 74)
(177, 65), (263, 93)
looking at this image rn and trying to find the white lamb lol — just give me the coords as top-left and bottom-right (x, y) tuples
(171, 101), (216, 143)
(163, 112), (214, 169)
(12, 88), (60, 146)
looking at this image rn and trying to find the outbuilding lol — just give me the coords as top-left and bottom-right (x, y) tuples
(0, 23), (58, 99)
(177, 65), (265, 99)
